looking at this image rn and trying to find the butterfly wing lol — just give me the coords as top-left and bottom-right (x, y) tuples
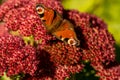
(52, 19), (80, 46)
(44, 10), (63, 33)
(36, 4), (63, 33)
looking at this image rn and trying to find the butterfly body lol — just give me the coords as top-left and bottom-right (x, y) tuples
(36, 4), (80, 46)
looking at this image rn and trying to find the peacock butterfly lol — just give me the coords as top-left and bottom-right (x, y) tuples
(36, 4), (80, 46)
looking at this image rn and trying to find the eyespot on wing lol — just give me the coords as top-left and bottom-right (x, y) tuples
(36, 4), (45, 14)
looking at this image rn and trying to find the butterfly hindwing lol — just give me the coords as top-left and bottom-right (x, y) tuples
(52, 19), (79, 45)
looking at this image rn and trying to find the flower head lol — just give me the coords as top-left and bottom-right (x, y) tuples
(0, 34), (39, 76)
(41, 42), (82, 65)
(0, 0), (117, 80)
(65, 10), (115, 66)
(0, 0), (63, 45)
(0, 0), (84, 79)
(92, 62), (120, 80)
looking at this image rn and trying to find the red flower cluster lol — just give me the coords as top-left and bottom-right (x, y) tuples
(0, 35), (39, 76)
(0, 0), (119, 80)
(92, 63), (120, 80)
(41, 42), (82, 65)
(66, 10), (115, 66)
(35, 42), (84, 79)
(0, 0), (63, 45)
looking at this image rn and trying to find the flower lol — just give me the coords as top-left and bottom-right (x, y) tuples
(34, 42), (84, 80)
(23, 64), (84, 80)
(0, 34), (39, 76)
(41, 42), (82, 65)
(65, 10), (115, 66)
(0, 0), (63, 45)
(0, 0), (118, 80)
(91, 62), (120, 80)
(0, 0), (84, 79)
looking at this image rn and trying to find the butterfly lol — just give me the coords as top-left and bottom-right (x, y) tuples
(36, 4), (80, 46)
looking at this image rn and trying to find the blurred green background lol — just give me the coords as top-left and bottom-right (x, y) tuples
(62, 0), (120, 62)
